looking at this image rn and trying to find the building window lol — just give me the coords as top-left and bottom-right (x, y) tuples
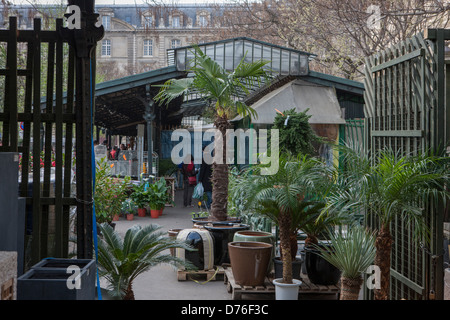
(102, 15), (111, 30)
(171, 39), (181, 49)
(172, 16), (180, 28)
(101, 39), (111, 56)
(143, 16), (152, 28)
(198, 15), (207, 27)
(143, 39), (153, 56)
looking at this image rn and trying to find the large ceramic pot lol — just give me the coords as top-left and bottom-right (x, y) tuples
(176, 229), (214, 271)
(304, 245), (341, 285)
(228, 241), (273, 286)
(233, 230), (275, 273)
(273, 257), (303, 280)
(203, 223), (249, 266)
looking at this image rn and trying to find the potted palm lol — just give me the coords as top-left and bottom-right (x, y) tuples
(97, 223), (196, 300)
(325, 147), (450, 300)
(313, 225), (376, 300)
(155, 45), (269, 223)
(241, 154), (333, 299)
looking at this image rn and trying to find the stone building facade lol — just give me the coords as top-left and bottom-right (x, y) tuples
(95, 4), (223, 80)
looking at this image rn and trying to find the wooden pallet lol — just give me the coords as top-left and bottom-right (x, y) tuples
(223, 267), (340, 300)
(177, 266), (225, 282)
(224, 268), (275, 300)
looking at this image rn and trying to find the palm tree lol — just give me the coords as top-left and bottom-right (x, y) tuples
(325, 147), (449, 300)
(155, 46), (269, 221)
(97, 223), (196, 300)
(239, 154), (333, 284)
(313, 225), (376, 300)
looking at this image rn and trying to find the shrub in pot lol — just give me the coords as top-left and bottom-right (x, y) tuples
(325, 146), (450, 300)
(94, 157), (131, 224)
(121, 199), (137, 221)
(238, 154), (333, 299)
(97, 223), (196, 300)
(130, 183), (149, 217)
(313, 225), (376, 300)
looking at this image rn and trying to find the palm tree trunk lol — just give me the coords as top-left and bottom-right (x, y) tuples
(123, 282), (135, 300)
(374, 224), (392, 300)
(279, 210), (293, 284)
(340, 276), (363, 300)
(211, 115), (229, 221)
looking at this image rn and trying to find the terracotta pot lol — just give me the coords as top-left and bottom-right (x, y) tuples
(158, 207), (164, 216)
(233, 230), (275, 273)
(126, 213), (134, 221)
(228, 241), (273, 286)
(112, 214), (120, 221)
(150, 209), (159, 219)
(137, 208), (147, 217)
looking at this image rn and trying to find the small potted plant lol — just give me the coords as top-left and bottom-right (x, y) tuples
(122, 199), (137, 221)
(94, 157), (131, 225)
(131, 183), (149, 217)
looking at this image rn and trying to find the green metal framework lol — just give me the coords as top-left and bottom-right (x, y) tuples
(363, 30), (450, 300)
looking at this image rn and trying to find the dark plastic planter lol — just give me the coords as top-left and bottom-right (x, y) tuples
(192, 216), (242, 226)
(203, 223), (249, 266)
(304, 246), (341, 285)
(17, 258), (96, 300)
(273, 257), (303, 280)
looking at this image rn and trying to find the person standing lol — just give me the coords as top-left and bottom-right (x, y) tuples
(181, 155), (197, 207)
(198, 155), (212, 209)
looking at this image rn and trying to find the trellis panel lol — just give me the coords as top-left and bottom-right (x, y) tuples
(364, 31), (449, 300)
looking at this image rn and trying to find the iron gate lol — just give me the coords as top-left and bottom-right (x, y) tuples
(364, 30), (449, 299)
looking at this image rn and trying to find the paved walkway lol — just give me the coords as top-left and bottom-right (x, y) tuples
(108, 190), (234, 300)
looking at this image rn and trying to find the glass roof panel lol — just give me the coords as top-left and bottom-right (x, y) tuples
(168, 37), (314, 77)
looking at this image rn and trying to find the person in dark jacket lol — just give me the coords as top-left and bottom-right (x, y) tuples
(181, 155), (197, 207)
(198, 148), (213, 209)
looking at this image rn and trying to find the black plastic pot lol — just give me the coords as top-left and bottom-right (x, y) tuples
(203, 223), (249, 266)
(273, 257), (303, 280)
(304, 246), (341, 285)
(192, 216), (242, 226)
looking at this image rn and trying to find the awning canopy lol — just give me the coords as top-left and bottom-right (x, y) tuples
(232, 78), (346, 124)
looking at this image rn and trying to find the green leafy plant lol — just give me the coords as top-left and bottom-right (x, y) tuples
(97, 223), (197, 300)
(94, 157), (131, 224)
(148, 177), (172, 209)
(324, 147), (450, 300)
(130, 183), (150, 209)
(273, 108), (324, 156)
(313, 225), (376, 300)
(121, 199), (137, 215)
(238, 154), (334, 284)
